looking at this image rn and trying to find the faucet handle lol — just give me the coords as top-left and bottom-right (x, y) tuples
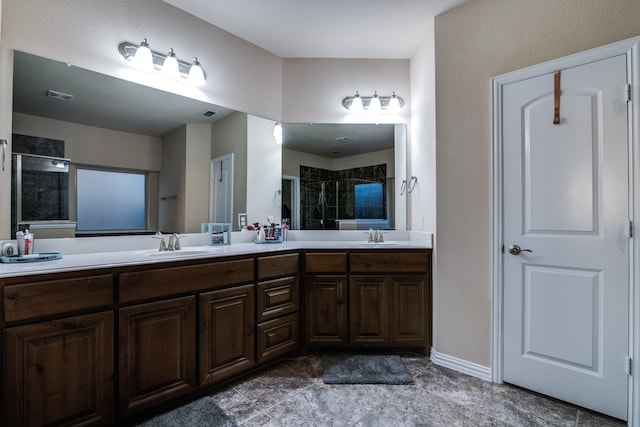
(173, 233), (184, 250)
(152, 233), (167, 251)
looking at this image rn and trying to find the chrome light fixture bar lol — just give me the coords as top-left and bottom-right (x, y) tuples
(118, 39), (206, 86)
(342, 91), (404, 112)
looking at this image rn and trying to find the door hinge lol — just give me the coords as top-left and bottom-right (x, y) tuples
(626, 84), (632, 102)
(630, 220), (634, 238)
(626, 357), (633, 376)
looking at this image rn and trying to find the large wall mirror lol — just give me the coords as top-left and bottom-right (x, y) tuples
(10, 50), (258, 238)
(281, 122), (406, 231)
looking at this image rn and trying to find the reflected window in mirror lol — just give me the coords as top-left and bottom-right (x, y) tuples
(76, 168), (147, 233)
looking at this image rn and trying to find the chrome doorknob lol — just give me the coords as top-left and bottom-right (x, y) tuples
(508, 244), (532, 255)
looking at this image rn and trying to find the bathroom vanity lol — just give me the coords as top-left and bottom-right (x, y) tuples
(0, 236), (431, 426)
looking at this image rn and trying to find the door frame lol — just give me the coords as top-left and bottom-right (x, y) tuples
(209, 153), (234, 224)
(282, 175), (300, 230)
(491, 36), (640, 425)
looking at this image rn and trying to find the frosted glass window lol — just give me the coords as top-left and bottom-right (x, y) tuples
(355, 183), (384, 219)
(77, 168), (146, 231)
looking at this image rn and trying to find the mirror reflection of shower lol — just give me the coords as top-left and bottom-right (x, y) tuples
(300, 164), (393, 230)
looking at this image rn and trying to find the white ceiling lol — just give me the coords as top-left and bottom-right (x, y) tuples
(163, 0), (467, 58)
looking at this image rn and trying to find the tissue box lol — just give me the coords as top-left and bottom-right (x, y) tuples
(201, 223), (231, 245)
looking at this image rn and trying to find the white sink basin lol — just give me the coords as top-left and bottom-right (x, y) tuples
(136, 248), (217, 258)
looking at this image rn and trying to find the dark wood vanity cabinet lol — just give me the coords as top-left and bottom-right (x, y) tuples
(117, 258), (254, 408)
(350, 251), (431, 348)
(305, 250), (432, 350)
(1, 247), (431, 426)
(4, 311), (115, 427)
(256, 253), (300, 363)
(199, 284), (255, 385)
(304, 252), (349, 346)
(2, 273), (115, 427)
(118, 296), (197, 416)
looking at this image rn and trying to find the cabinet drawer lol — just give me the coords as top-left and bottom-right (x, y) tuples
(258, 253), (299, 280)
(304, 252), (347, 273)
(350, 252), (430, 273)
(119, 258), (254, 302)
(4, 274), (113, 322)
(257, 276), (299, 322)
(257, 313), (298, 364)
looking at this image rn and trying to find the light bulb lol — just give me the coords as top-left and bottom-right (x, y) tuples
(273, 122), (283, 144)
(369, 91), (381, 113)
(388, 92), (401, 112)
(350, 91), (364, 112)
(132, 38), (154, 72)
(162, 48), (181, 80)
(188, 57), (206, 86)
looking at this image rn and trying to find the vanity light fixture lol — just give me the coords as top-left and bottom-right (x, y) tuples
(118, 39), (206, 86)
(342, 91), (404, 112)
(368, 91), (382, 113)
(161, 48), (181, 80)
(350, 91), (364, 112)
(273, 122), (283, 144)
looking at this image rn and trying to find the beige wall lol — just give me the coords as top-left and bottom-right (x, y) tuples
(184, 123), (212, 233)
(159, 126), (186, 233)
(211, 112), (248, 230)
(434, 0), (640, 366)
(12, 113), (162, 171)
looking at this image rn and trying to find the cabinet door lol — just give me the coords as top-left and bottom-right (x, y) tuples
(4, 311), (114, 427)
(389, 275), (429, 345)
(305, 275), (348, 345)
(349, 276), (389, 345)
(119, 296), (196, 416)
(200, 284), (255, 385)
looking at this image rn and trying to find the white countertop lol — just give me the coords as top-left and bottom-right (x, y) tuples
(0, 230), (432, 278)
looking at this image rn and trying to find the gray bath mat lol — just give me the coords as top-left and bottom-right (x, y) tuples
(136, 396), (237, 426)
(323, 354), (414, 385)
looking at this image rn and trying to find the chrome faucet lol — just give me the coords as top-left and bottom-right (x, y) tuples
(153, 232), (183, 251)
(367, 229), (385, 243)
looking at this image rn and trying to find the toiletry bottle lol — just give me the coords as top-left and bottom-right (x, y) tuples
(23, 229), (33, 254)
(258, 227), (265, 242)
(16, 231), (25, 256)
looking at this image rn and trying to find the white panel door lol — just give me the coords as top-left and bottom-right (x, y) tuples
(502, 54), (629, 419)
(209, 155), (233, 224)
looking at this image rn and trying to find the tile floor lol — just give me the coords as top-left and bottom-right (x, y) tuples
(210, 353), (626, 427)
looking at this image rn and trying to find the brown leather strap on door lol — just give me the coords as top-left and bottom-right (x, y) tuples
(553, 71), (561, 125)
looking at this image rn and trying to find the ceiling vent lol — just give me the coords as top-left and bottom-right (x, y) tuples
(46, 89), (74, 101)
(201, 109), (217, 117)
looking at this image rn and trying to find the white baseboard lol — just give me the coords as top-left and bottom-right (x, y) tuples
(430, 347), (492, 382)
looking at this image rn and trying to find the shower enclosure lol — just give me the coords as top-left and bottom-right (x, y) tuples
(300, 174), (394, 230)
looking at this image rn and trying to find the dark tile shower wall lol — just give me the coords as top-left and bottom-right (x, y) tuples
(300, 164), (387, 230)
(11, 134), (67, 236)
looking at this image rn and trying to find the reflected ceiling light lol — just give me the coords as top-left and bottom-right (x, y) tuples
(118, 39), (206, 86)
(388, 91), (401, 113)
(342, 91), (404, 112)
(369, 91), (381, 113)
(350, 91), (364, 112)
(273, 122), (283, 144)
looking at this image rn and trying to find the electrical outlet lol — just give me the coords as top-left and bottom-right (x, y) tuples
(238, 213), (248, 229)
(419, 215), (424, 231)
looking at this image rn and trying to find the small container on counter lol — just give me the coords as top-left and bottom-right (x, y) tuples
(16, 229), (34, 256)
